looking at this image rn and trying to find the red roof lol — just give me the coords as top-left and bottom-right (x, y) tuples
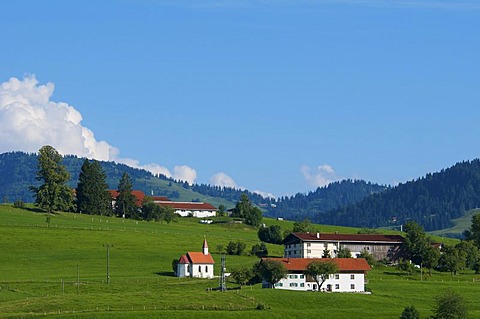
(187, 252), (215, 264)
(152, 196), (170, 202)
(109, 190), (145, 207)
(284, 232), (404, 244)
(263, 258), (371, 272)
(178, 255), (189, 264)
(157, 201), (217, 211)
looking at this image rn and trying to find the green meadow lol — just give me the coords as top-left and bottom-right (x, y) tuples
(1, 205), (479, 318)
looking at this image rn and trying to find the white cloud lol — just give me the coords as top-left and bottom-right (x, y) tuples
(210, 172), (239, 188)
(210, 172), (275, 198)
(0, 75), (197, 184)
(301, 164), (339, 188)
(173, 165), (197, 185)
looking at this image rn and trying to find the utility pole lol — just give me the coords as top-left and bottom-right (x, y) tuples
(104, 244), (113, 284)
(219, 254), (226, 291)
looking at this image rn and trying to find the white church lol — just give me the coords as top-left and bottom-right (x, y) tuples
(176, 239), (215, 279)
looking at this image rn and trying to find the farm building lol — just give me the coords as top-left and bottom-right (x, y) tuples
(262, 258), (371, 292)
(108, 190), (218, 218)
(282, 232), (404, 262)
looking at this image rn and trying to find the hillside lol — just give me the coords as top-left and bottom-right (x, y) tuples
(265, 180), (387, 220)
(317, 160), (480, 231)
(1, 204), (477, 319)
(0, 152), (235, 208)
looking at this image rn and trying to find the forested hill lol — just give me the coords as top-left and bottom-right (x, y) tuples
(263, 180), (387, 220)
(0, 151), (235, 207)
(316, 160), (480, 231)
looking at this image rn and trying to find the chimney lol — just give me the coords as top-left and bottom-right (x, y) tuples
(316, 232), (320, 239)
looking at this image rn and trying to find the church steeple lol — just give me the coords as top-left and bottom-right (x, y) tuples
(202, 237), (209, 255)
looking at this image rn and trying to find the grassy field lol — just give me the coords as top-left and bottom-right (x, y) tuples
(1, 205), (479, 318)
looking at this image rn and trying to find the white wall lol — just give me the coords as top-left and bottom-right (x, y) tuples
(190, 263), (214, 279)
(284, 242), (338, 258)
(272, 272), (365, 292)
(175, 210), (217, 218)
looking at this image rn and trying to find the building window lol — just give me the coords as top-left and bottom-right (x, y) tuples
(276, 283), (283, 287)
(307, 250), (311, 254)
(335, 284), (339, 289)
(334, 274), (339, 279)
(300, 283), (305, 287)
(350, 274), (355, 280)
(187, 265), (190, 273)
(290, 283), (298, 287)
(307, 243), (311, 247)
(205, 266), (208, 273)
(199, 266), (201, 272)
(289, 275), (298, 279)
(351, 284), (355, 290)
(300, 275), (304, 279)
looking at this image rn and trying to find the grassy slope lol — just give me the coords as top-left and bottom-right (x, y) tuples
(430, 208), (479, 239)
(131, 177), (235, 209)
(0, 205), (478, 319)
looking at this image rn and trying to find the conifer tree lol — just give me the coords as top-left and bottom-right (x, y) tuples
(114, 172), (138, 218)
(76, 159), (112, 215)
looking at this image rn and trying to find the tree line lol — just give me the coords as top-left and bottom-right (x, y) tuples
(29, 145), (177, 222)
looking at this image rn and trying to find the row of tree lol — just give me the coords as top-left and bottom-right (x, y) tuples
(30, 145), (177, 223)
(402, 219), (480, 275)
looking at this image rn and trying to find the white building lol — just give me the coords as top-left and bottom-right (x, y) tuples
(282, 232), (404, 261)
(155, 200), (218, 218)
(262, 258), (371, 292)
(176, 239), (215, 279)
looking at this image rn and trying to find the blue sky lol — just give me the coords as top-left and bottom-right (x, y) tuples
(1, 0), (479, 197)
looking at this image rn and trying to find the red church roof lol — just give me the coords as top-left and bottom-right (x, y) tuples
(263, 258), (371, 272)
(187, 252), (215, 264)
(178, 255), (189, 264)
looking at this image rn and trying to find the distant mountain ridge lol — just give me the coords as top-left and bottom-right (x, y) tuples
(316, 160), (480, 231)
(2, 151), (479, 233)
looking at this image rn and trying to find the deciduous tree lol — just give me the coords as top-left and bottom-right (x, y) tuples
(400, 305), (420, 319)
(231, 194), (263, 227)
(259, 259), (288, 288)
(432, 289), (467, 319)
(30, 145), (73, 213)
(304, 260), (339, 291)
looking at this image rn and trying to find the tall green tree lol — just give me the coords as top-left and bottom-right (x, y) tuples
(437, 246), (466, 276)
(231, 194), (263, 227)
(76, 159), (112, 215)
(30, 145), (73, 213)
(114, 172), (138, 219)
(464, 213), (480, 248)
(304, 260), (339, 291)
(403, 221), (430, 266)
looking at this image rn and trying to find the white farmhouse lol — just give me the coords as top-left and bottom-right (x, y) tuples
(282, 232), (404, 262)
(176, 239), (215, 279)
(262, 258), (371, 292)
